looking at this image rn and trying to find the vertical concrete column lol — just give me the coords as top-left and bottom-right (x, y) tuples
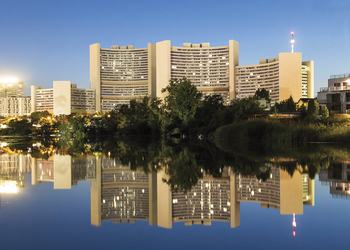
(148, 43), (157, 98)
(90, 43), (101, 112)
(91, 157), (102, 226)
(149, 169), (157, 226)
(341, 92), (346, 113)
(156, 40), (171, 100)
(157, 168), (172, 229)
(230, 171), (240, 228)
(31, 157), (38, 185)
(229, 40), (239, 100)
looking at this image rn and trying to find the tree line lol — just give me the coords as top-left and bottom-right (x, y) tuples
(0, 77), (330, 138)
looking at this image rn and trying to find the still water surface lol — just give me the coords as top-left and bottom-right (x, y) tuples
(0, 137), (349, 249)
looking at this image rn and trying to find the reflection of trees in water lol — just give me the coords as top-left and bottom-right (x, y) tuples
(6, 136), (350, 192)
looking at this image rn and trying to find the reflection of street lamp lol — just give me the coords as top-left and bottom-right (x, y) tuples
(292, 213), (297, 237)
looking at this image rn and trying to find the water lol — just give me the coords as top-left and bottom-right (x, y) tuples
(0, 137), (349, 249)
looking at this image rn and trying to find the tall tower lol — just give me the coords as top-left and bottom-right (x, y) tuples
(291, 32), (295, 53)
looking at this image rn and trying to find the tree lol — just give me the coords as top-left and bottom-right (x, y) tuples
(231, 97), (264, 121)
(254, 88), (270, 100)
(161, 78), (202, 132)
(321, 106), (329, 119)
(30, 111), (51, 124)
(193, 94), (225, 134)
(274, 96), (296, 112)
(307, 99), (319, 118)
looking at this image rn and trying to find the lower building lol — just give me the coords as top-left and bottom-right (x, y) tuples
(31, 81), (96, 116)
(0, 97), (31, 117)
(317, 73), (350, 114)
(319, 162), (350, 199)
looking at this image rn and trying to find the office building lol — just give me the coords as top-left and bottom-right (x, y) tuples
(156, 40), (239, 103)
(90, 43), (156, 112)
(31, 81), (96, 116)
(236, 53), (314, 103)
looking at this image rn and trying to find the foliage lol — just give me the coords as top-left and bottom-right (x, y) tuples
(231, 97), (264, 121)
(31, 111), (52, 124)
(321, 106), (329, 119)
(0, 119), (32, 135)
(273, 96), (296, 112)
(254, 88), (270, 100)
(161, 78), (202, 133)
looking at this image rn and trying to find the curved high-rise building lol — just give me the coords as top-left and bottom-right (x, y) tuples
(156, 40), (239, 104)
(90, 43), (156, 112)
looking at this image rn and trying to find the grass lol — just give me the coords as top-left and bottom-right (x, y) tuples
(213, 117), (350, 143)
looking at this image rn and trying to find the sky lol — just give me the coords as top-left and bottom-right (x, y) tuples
(0, 0), (349, 96)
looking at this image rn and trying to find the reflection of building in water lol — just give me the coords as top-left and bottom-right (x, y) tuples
(31, 155), (95, 189)
(0, 154), (32, 193)
(90, 159), (157, 226)
(157, 168), (240, 229)
(319, 163), (350, 199)
(90, 157), (157, 226)
(237, 166), (314, 214)
(157, 166), (314, 229)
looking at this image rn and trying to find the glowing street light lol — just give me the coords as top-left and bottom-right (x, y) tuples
(0, 77), (18, 84)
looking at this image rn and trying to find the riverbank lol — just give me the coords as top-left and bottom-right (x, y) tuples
(212, 116), (350, 143)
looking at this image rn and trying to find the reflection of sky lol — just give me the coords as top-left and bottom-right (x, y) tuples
(1, 174), (350, 249)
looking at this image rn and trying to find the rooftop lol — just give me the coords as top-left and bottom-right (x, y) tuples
(330, 73), (350, 79)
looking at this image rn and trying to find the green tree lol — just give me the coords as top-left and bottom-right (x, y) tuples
(320, 106), (329, 119)
(193, 94), (225, 134)
(162, 148), (202, 193)
(254, 88), (270, 100)
(307, 99), (319, 118)
(231, 97), (263, 121)
(161, 78), (202, 132)
(274, 96), (296, 112)
(30, 111), (51, 124)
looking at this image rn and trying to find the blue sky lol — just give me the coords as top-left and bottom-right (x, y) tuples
(0, 0), (349, 96)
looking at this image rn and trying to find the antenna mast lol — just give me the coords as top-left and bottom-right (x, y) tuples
(291, 32), (295, 53)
